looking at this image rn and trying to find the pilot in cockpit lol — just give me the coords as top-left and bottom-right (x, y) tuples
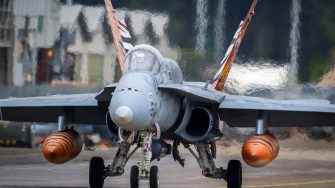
(125, 49), (160, 73)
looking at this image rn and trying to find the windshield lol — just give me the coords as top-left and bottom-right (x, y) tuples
(124, 49), (160, 73)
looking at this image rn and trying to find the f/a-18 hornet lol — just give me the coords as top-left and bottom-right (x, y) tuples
(1, 0), (335, 188)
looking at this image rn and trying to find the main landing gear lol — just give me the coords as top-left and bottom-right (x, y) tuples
(227, 160), (242, 188)
(175, 142), (242, 188)
(89, 157), (105, 188)
(89, 129), (160, 188)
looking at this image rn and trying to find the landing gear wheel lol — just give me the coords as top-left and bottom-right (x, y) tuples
(226, 160), (242, 188)
(89, 157), (105, 188)
(130, 165), (139, 188)
(149, 165), (159, 188)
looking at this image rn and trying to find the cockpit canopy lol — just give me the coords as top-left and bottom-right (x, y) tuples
(124, 44), (183, 84)
(125, 46), (162, 73)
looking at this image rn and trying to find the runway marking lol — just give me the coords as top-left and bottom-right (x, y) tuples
(244, 179), (335, 187)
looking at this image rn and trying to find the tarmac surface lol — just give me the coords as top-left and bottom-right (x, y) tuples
(1, 134), (335, 188)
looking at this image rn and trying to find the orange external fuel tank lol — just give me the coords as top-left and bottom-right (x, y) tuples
(42, 129), (83, 164)
(241, 132), (279, 167)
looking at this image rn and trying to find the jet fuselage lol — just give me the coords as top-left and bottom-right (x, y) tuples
(108, 44), (219, 143)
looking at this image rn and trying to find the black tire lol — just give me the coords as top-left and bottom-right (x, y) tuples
(89, 157), (105, 188)
(130, 165), (139, 188)
(149, 166), (159, 188)
(226, 160), (242, 188)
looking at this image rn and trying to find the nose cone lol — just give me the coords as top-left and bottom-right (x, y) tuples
(109, 73), (159, 131)
(109, 89), (155, 130)
(114, 106), (133, 125)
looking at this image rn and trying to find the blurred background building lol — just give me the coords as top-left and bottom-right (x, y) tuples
(60, 5), (116, 85)
(12, 0), (60, 85)
(0, 0), (14, 85)
(0, 0), (172, 88)
(1, 0), (117, 87)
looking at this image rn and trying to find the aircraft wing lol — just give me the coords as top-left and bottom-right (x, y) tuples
(0, 93), (107, 125)
(219, 95), (335, 127)
(158, 82), (223, 104)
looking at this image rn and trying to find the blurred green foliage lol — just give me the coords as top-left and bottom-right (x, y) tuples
(307, 58), (332, 82)
(179, 49), (209, 81)
(299, 0), (335, 82)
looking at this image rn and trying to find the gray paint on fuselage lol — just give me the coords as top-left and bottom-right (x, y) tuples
(108, 45), (186, 131)
(109, 73), (156, 130)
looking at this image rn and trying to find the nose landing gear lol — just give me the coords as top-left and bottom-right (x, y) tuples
(149, 165), (159, 188)
(130, 165), (159, 188)
(130, 131), (160, 188)
(89, 128), (161, 188)
(130, 165), (139, 188)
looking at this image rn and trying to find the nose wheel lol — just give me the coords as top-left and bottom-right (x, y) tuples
(130, 165), (159, 188)
(130, 165), (139, 188)
(130, 131), (160, 188)
(149, 165), (159, 188)
(89, 157), (105, 188)
(226, 160), (242, 188)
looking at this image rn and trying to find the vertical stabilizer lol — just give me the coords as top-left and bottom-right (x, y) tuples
(104, 0), (133, 72)
(212, 0), (259, 91)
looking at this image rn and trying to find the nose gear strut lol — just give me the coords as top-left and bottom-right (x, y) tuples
(90, 126), (161, 188)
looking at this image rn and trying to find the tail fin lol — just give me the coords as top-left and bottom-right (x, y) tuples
(104, 0), (133, 72)
(212, 0), (259, 91)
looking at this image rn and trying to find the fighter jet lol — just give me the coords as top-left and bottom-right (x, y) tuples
(1, 0), (335, 188)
